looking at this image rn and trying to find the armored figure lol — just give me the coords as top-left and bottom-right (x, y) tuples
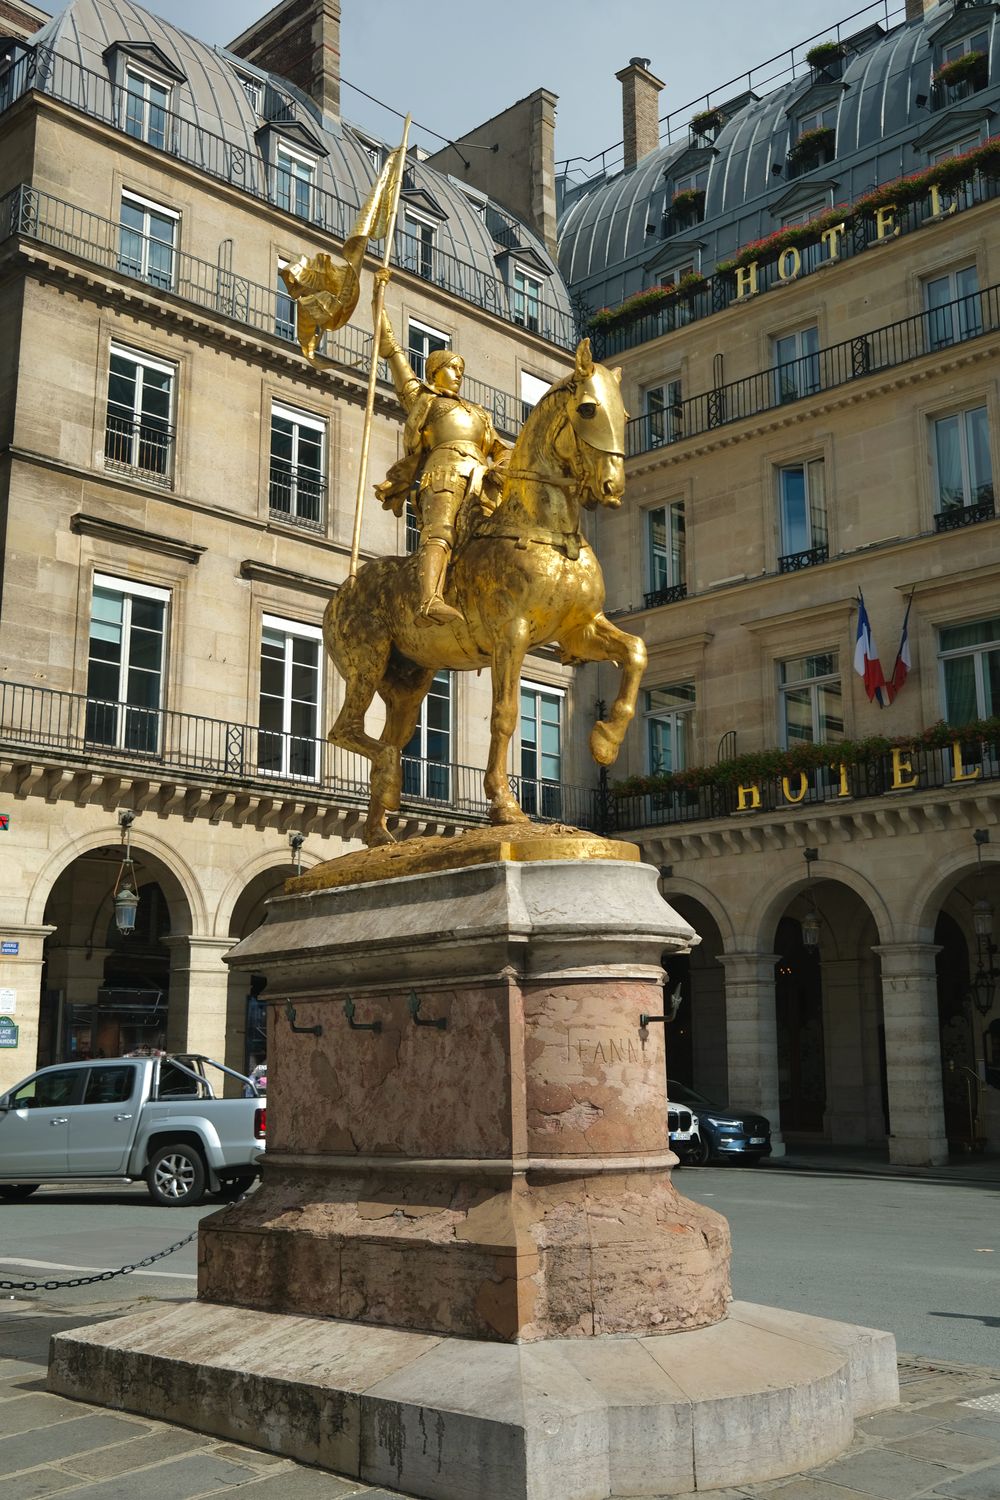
(375, 292), (508, 625)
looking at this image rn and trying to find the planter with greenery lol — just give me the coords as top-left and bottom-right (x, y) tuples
(715, 206), (850, 274)
(613, 716), (1000, 800)
(806, 40), (846, 71)
(587, 273), (708, 332)
(690, 107), (724, 138)
(933, 50), (988, 89)
(788, 125), (836, 166)
(671, 187), (706, 219)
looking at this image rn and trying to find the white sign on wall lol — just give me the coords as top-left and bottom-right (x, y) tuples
(0, 988), (16, 1014)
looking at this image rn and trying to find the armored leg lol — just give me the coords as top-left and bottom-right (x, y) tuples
(417, 539), (463, 626)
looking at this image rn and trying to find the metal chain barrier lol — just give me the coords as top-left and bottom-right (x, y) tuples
(0, 1189), (251, 1294)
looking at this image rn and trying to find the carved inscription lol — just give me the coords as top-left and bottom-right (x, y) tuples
(561, 1035), (645, 1066)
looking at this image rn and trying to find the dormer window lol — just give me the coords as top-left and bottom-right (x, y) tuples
(933, 25), (990, 104)
(788, 105), (837, 175)
(350, 129), (383, 172)
(123, 65), (171, 149)
(275, 143), (315, 218)
(670, 167), (708, 225)
(235, 71), (264, 115)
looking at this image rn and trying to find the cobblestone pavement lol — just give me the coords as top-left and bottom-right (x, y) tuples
(1, 1299), (999, 1499)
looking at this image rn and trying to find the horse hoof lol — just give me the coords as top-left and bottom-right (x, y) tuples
(488, 804), (530, 826)
(590, 722), (619, 766)
(365, 826), (396, 848)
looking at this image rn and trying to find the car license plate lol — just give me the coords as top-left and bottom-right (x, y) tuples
(750, 1136), (765, 1145)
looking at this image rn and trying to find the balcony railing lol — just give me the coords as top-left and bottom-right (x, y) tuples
(643, 582), (687, 609)
(0, 680), (600, 830)
(0, 48), (577, 349)
(625, 283), (1000, 456)
(934, 495), (996, 532)
(613, 737), (1000, 833)
(593, 171), (1000, 360)
(778, 544), (829, 573)
(104, 412), (174, 486)
(1, 185), (532, 440)
(267, 462), (326, 530)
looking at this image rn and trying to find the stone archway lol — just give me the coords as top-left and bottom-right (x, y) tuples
(223, 862), (300, 1076)
(659, 895), (727, 1101)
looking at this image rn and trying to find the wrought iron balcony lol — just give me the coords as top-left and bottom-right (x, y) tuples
(778, 545), (829, 573)
(0, 49), (577, 349)
(934, 496), (996, 531)
(267, 462), (326, 530)
(0, 680), (601, 830)
(643, 582), (687, 609)
(1, 185), (531, 440)
(625, 283), (1000, 456)
(104, 412), (174, 487)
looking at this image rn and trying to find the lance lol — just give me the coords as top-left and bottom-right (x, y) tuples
(349, 113), (411, 580)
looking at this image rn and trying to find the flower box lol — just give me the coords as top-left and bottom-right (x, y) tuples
(933, 50), (988, 89)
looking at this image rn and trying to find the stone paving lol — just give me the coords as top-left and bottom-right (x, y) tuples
(1, 1298), (999, 1499)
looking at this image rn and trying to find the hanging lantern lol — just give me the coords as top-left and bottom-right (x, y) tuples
(801, 907), (821, 950)
(114, 881), (139, 935)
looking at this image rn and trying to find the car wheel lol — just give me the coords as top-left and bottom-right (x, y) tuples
(689, 1135), (711, 1167)
(0, 1184), (39, 1201)
(216, 1173), (255, 1201)
(147, 1144), (207, 1207)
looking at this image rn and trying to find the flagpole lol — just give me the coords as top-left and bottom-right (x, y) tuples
(348, 114), (411, 581)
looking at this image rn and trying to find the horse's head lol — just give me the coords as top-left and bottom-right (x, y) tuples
(558, 340), (626, 509)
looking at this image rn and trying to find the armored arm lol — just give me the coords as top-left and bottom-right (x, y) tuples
(376, 302), (421, 413)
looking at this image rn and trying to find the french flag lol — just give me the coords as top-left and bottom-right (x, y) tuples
(854, 592), (887, 707)
(887, 593), (913, 704)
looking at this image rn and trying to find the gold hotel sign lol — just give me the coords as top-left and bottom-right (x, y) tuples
(735, 740), (985, 812)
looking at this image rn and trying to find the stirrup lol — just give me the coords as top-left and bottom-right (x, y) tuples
(418, 594), (464, 626)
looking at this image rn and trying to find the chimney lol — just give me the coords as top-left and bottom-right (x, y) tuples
(616, 57), (664, 172)
(904, 0), (933, 20)
(228, 0), (342, 118)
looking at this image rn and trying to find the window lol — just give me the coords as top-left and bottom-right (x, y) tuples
(407, 319), (449, 382)
(645, 684), (695, 773)
(123, 66), (170, 149)
(519, 681), (562, 818)
(403, 670), (452, 800)
(104, 344), (174, 483)
(463, 186), (488, 221)
(512, 265), (542, 332)
(644, 379), (683, 447)
(779, 652), (842, 747)
(276, 260), (295, 342)
(931, 135), (981, 164)
(402, 208), (436, 280)
(274, 145), (315, 218)
(520, 369), (550, 425)
(83, 1066), (135, 1105)
(778, 459), (827, 570)
(943, 28), (990, 67)
(235, 72), (263, 114)
(645, 502), (686, 608)
(118, 190), (177, 291)
(11, 1069), (81, 1109)
(924, 265), (981, 351)
(780, 203), (826, 228)
(773, 325), (820, 404)
(798, 103), (838, 136)
(86, 574), (168, 754)
(269, 402), (326, 528)
(258, 615), (322, 780)
(939, 617), (1000, 723)
(933, 406), (994, 522)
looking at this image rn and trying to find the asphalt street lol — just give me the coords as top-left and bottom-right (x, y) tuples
(1, 1167), (997, 1367)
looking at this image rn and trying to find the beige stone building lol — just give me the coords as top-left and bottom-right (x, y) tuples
(560, 0), (1000, 1164)
(0, 0), (578, 1089)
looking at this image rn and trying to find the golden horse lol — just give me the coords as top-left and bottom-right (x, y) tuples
(323, 339), (647, 846)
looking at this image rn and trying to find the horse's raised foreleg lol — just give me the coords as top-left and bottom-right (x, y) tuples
(559, 613), (647, 766)
(485, 617), (531, 825)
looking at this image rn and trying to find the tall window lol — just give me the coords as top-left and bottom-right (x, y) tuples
(86, 575), (168, 753)
(235, 72), (263, 114)
(104, 344), (174, 483)
(407, 319), (449, 381)
(937, 26), (990, 101)
(269, 402), (326, 528)
(520, 369), (550, 425)
(798, 103), (837, 136)
(402, 209), (435, 280)
(123, 67), (169, 149)
(779, 652), (842, 747)
(924, 266), (981, 351)
(773, 325), (820, 403)
(276, 261), (295, 342)
(274, 145), (315, 218)
(512, 265), (542, 331)
(119, 190), (176, 291)
(939, 618), (1000, 724)
(403, 670), (452, 800)
(645, 502), (686, 607)
(520, 681), (562, 818)
(778, 459), (827, 570)
(645, 684), (695, 773)
(258, 616), (322, 780)
(644, 380), (683, 447)
(933, 406), (994, 520)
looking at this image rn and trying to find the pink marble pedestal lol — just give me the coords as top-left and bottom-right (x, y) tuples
(201, 846), (731, 1341)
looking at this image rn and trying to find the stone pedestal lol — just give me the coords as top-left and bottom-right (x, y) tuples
(49, 829), (898, 1497)
(201, 834), (730, 1341)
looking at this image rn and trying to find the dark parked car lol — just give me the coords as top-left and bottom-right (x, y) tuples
(667, 1080), (771, 1165)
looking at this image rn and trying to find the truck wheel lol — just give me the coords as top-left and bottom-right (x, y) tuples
(0, 1184), (39, 1201)
(147, 1144), (207, 1207)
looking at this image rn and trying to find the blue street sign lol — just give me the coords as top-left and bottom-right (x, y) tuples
(0, 1016), (18, 1048)
(0, 942), (18, 955)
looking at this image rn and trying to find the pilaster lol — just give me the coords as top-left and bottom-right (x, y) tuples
(874, 942), (948, 1166)
(719, 952), (785, 1156)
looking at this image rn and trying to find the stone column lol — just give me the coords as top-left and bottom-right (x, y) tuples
(874, 943), (948, 1166)
(164, 936), (234, 1064)
(719, 952), (785, 1156)
(0, 925), (55, 1091)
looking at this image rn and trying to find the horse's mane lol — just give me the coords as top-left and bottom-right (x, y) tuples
(452, 375), (568, 549)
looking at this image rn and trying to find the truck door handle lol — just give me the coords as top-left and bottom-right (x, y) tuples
(50, 1116), (68, 1125)
(114, 1113), (133, 1121)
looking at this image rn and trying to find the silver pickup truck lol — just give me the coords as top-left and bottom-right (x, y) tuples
(0, 1054), (265, 1206)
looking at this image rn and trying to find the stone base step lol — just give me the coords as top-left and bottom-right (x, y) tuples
(49, 1298), (898, 1499)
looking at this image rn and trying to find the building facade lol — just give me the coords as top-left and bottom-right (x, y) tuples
(559, 0), (1000, 1165)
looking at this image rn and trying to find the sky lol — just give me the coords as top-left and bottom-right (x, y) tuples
(33, 0), (898, 172)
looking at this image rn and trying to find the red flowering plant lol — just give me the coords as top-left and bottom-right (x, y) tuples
(715, 206), (850, 274)
(671, 187), (706, 217)
(855, 137), (1000, 213)
(787, 125), (836, 164)
(586, 273), (708, 332)
(933, 50), (988, 89)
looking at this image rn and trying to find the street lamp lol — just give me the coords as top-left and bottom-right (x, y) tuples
(113, 811), (139, 936)
(801, 847), (821, 950)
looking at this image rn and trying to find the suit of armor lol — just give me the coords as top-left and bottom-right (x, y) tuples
(376, 310), (507, 624)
